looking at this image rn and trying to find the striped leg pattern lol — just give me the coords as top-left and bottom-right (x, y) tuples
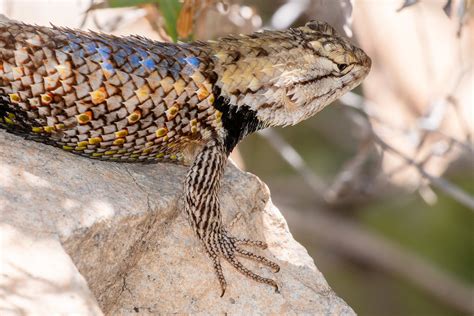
(184, 139), (280, 296)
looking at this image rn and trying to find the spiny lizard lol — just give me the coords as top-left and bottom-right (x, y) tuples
(0, 19), (371, 295)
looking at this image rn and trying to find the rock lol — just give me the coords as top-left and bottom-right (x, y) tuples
(0, 130), (354, 315)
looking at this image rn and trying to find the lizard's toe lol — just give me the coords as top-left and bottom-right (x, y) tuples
(206, 229), (279, 294)
(235, 247), (280, 273)
(231, 237), (268, 249)
(225, 254), (280, 292)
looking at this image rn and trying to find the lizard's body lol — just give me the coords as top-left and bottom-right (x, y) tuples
(0, 19), (370, 294)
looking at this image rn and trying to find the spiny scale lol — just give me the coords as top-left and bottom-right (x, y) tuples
(0, 22), (221, 164)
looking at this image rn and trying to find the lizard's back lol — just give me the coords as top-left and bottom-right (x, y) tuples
(0, 21), (221, 164)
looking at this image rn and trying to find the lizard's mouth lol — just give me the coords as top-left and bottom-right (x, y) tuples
(277, 61), (371, 127)
(295, 72), (342, 87)
(293, 55), (371, 90)
(288, 62), (370, 103)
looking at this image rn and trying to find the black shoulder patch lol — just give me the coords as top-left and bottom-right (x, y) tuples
(212, 86), (263, 154)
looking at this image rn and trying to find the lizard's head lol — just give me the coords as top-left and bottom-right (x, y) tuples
(211, 20), (371, 127)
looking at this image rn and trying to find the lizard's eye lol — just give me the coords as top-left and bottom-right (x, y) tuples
(337, 64), (348, 72)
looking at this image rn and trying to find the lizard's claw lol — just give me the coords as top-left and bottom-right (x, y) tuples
(205, 229), (280, 296)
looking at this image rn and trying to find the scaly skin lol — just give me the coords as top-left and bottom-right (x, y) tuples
(0, 19), (371, 295)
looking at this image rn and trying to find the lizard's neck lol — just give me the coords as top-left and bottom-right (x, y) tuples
(212, 86), (265, 154)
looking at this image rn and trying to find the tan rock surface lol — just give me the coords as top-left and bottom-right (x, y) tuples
(0, 130), (354, 315)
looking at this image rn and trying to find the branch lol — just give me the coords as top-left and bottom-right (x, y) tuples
(373, 133), (474, 210)
(340, 92), (474, 211)
(257, 129), (327, 197)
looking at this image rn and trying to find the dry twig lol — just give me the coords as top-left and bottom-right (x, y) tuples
(340, 91), (474, 211)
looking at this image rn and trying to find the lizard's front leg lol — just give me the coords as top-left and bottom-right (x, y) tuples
(184, 138), (280, 296)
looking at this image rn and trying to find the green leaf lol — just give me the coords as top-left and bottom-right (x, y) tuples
(107, 0), (154, 8)
(157, 0), (182, 42)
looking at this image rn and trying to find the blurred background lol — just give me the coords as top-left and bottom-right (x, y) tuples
(1, 0), (472, 315)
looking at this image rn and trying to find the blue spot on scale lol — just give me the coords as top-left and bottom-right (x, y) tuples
(185, 56), (200, 68)
(113, 55), (125, 66)
(114, 49), (127, 66)
(123, 46), (133, 55)
(69, 42), (80, 51)
(101, 61), (115, 74)
(85, 43), (97, 54)
(140, 58), (156, 71)
(98, 46), (111, 60)
(116, 42), (132, 55)
(116, 49), (128, 58)
(136, 48), (148, 59)
(129, 54), (141, 68)
(72, 48), (84, 58)
(65, 32), (81, 43)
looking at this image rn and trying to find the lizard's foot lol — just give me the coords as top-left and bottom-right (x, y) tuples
(205, 229), (280, 296)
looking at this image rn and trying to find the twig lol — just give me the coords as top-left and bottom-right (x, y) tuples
(257, 128), (327, 197)
(339, 92), (474, 210)
(79, 0), (108, 29)
(324, 136), (376, 204)
(374, 133), (474, 210)
(396, 0), (419, 12)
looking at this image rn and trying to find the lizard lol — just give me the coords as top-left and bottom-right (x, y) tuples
(0, 18), (371, 296)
